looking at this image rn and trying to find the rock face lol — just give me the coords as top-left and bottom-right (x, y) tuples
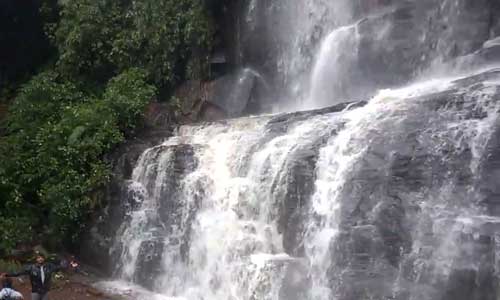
(84, 68), (500, 299)
(221, 0), (500, 108)
(204, 68), (256, 117)
(174, 68), (270, 120)
(323, 70), (500, 300)
(182, 0), (500, 115)
(349, 0), (498, 99)
(80, 114), (173, 275)
(125, 143), (199, 288)
(82, 0), (500, 299)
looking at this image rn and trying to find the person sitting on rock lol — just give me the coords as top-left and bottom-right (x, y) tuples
(4, 252), (77, 300)
(0, 276), (24, 300)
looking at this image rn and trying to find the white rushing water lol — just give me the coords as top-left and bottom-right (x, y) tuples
(246, 0), (355, 109)
(96, 1), (500, 298)
(304, 78), (459, 300)
(101, 67), (500, 300)
(307, 24), (360, 109)
(107, 113), (345, 299)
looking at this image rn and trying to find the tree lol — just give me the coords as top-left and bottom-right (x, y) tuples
(1, 69), (155, 251)
(55, 0), (213, 94)
(0, 0), (216, 253)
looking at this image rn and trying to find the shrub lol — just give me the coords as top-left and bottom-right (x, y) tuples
(0, 259), (22, 274)
(103, 68), (156, 131)
(1, 69), (155, 251)
(55, 0), (213, 92)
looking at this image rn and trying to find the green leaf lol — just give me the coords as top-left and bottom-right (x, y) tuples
(68, 125), (86, 145)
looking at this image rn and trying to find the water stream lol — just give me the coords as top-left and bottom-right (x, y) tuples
(93, 1), (500, 299)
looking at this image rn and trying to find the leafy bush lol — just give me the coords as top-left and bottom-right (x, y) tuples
(1, 70), (155, 251)
(0, 259), (22, 274)
(7, 71), (84, 133)
(103, 68), (156, 131)
(55, 0), (127, 82)
(1, 0), (212, 255)
(0, 212), (32, 254)
(0, 138), (33, 253)
(55, 0), (213, 91)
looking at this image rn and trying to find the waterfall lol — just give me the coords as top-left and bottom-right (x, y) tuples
(307, 24), (360, 109)
(89, 1), (500, 300)
(105, 113), (346, 299)
(98, 68), (500, 300)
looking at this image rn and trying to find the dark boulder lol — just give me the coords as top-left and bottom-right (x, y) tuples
(134, 238), (165, 289)
(203, 68), (257, 118)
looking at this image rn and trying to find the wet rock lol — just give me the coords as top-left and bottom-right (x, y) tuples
(491, 0), (500, 37)
(230, 0), (500, 107)
(373, 197), (411, 266)
(276, 145), (321, 256)
(83, 68), (500, 298)
(80, 125), (173, 275)
(197, 102), (227, 122)
(444, 266), (496, 300)
(203, 68), (257, 118)
(135, 239), (165, 289)
(155, 144), (199, 224)
(331, 225), (398, 300)
(143, 102), (175, 129)
(477, 119), (500, 215)
(267, 101), (366, 129)
(324, 70), (500, 300)
(279, 259), (310, 300)
(406, 228), (498, 300)
(155, 144), (202, 262)
(351, 0), (493, 100)
(173, 80), (203, 120)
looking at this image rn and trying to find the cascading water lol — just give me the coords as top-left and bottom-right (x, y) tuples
(98, 69), (500, 300)
(307, 24), (360, 109)
(89, 1), (500, 300)
(104, 112), (345, 299)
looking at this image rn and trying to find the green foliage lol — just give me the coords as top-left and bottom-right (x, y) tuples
(0, 137), (32, 253)
(55, 0), (213, 91)
(8, 71), (85, 134)
(103, 68), (156, 131)
(0, 259), (22, 273)
(0, 192), (33, 253)
(35, 100), (123, 240)
(1, 0), (214, 255)
(40, 0), (62, 43)
(1, 70), (155, 252)
(55, 0), (127, 82)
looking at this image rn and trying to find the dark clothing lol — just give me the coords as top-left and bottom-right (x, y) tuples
(7, 263), (62, 294)
(31, 293), (48, 300)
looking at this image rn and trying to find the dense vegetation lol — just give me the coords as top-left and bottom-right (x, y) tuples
(0, 0), (218, 254)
